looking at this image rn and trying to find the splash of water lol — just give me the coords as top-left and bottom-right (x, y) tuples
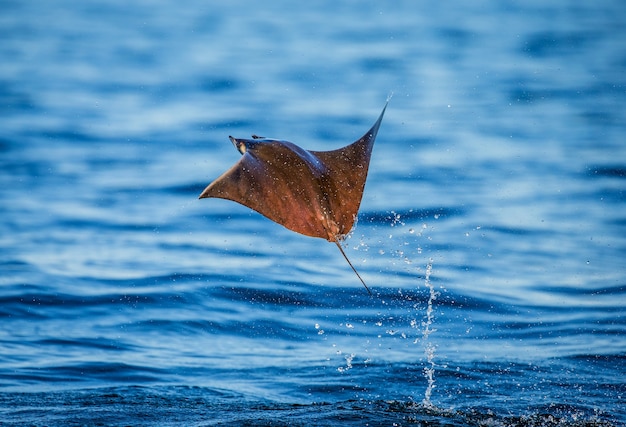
(337, 353), (355, 373)
(421, 258), (438, 407)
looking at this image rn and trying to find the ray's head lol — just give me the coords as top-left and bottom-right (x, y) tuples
(229, 136), (251, 154)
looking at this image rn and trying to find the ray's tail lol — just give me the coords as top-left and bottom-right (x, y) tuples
(333, 239), (372, 295)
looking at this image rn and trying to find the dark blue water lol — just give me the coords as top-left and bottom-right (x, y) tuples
(1, 1), (625, 425)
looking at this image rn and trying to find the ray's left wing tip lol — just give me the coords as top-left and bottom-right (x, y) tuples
(198, 185), (211, 199)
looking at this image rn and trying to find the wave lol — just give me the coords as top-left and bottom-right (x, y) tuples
(0, 386), (617, 426)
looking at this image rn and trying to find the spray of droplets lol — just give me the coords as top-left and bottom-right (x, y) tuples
(422, 259), (438, 407)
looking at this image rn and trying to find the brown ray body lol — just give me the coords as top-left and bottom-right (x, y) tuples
(199, 101), (388, 294)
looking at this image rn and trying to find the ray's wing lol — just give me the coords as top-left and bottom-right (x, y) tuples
(199, 139), (331, 240)
(310, 101), (388, 238)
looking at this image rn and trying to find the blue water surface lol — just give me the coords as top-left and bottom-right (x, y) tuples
(1, 1), (625, 425)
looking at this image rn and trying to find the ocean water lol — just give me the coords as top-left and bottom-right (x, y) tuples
(1, 0), (625, 425)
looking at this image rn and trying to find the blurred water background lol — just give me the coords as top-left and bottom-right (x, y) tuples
(1, 1), (625, 425)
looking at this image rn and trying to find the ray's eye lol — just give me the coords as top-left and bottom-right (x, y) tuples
(236, 141), (247, 154)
